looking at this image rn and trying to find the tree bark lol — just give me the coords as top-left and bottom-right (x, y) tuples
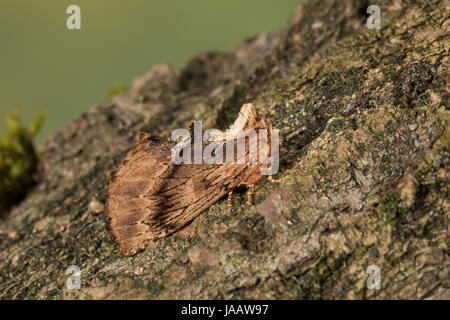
(0, 0), (448, 299)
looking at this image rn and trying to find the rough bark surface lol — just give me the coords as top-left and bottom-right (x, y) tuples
(0, 0), (448, 299)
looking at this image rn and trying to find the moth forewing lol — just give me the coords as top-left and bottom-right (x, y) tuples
(235, 129), (258, 165)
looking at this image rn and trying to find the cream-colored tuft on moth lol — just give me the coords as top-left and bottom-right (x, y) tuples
(208, 103), (260, 141)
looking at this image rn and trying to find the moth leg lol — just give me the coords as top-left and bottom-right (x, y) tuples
(227, 190), (233, 213)
(247, 185), (254, 205)
(269, 175), (281, 183)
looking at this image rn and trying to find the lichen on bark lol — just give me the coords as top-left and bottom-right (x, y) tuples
(0, 0), (448, 299)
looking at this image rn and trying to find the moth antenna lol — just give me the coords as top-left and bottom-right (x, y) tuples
(227, 190), (233, 213)
(246, 185), (254, 205)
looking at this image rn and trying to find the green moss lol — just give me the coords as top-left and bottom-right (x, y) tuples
(0, 108), (45, 216)
(381, 193), (403, 224)
(417, 108), (449, 175)
(293, 251), (349, 299)
(107, 83), (127, 99)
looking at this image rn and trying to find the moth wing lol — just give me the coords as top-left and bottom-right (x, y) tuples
(152, 162), (250, 232)
(106, 133), (176, 256)
(106, 103), (273, 256)
(107, 133), (250, 256)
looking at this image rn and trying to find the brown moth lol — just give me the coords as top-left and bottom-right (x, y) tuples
(106, 103), (282, 256)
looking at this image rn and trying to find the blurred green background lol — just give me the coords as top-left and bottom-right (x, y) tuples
(0, 0), (299, 144)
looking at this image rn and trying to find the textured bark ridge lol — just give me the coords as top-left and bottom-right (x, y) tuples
(0, 0), (448, 299)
